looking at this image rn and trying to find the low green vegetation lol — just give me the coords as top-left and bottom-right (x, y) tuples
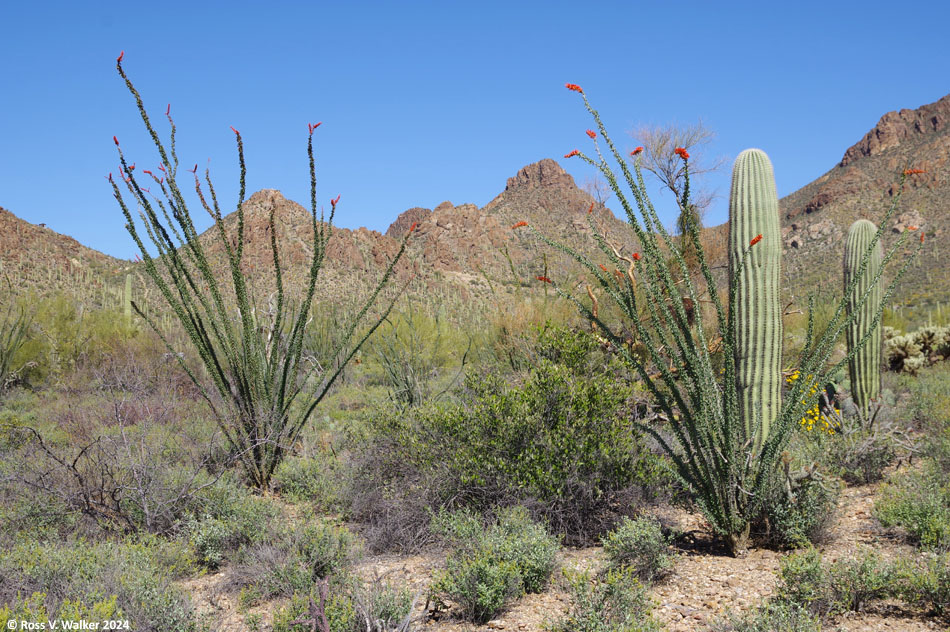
(429, 507), (559, 623)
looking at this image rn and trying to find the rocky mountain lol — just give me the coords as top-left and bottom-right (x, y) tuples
(0, 206), (123, 302)
(778, 94), (950, 317)
(2, 93), (947, 326)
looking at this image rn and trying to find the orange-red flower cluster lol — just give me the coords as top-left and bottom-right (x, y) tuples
(587, 202), (594, 214)
(308, 122), (322, 135)
(166, 104), (171, 116)
(906, 225), (918, 231)
(674, 147), (689, 160)
(586, 129), (596, 139)
(599, 264), (609, 273)
(536, 275), (552, 284)
(332, 194), (341, 206)
(408, 222), (418, 233)
(750, 234), (763, 247)
(904, 168), (927, 175)
(117, 51), (124, 63)
(632, 252), (641, 261)
(511, 221), (529, 229)
(921, 232), (926, 243)
(630, 146), (643, 156)
(230, 126), (240, 136)
(564, 150), (580, 158)
(565, 83), (584, 94)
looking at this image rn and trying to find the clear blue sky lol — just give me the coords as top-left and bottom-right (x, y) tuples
(2, 1), (948, 260)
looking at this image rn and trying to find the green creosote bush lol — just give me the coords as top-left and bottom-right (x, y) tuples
(601, 517), (673, 583)
(110, 54), (412, 489)
(530, 84), (919, 554)
(431, 507), (559, 623)
(546, 567), (660, 632)
(350, 325), (668, 550)
(0, 535), (204, 632)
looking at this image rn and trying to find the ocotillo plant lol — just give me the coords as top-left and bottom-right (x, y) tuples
(110, 52), (413, 488)
(844, 219), (883, 414)
(729, 149), (782, 458)
(524, 83), (921, 554)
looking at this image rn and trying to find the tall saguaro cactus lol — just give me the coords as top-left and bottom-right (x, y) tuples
(844, 219), (883, 413)
(729, 149), (782, 456)
(123, 273), (132, 326)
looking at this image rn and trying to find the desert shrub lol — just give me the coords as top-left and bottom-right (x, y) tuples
(710, 602), (820, 632)
(775, 548), (901, 618)
(874, 463), (950, 549)
(762, 474), (839, 549)
(546, 567), (660, 632)
(272, 454), (345, 509)
(431, 507), (559, 623)
(901, 551), (950, 620)
(350, 326), (669, 550)
(601, 517), (672, 583)
(0, 535), (203, 631)
(228, 519), (359, 603)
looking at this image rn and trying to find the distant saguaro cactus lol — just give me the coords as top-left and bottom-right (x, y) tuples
(844, 219), (883, 413)
(123, 273), (132, 326)
(728, 149), (782, 456)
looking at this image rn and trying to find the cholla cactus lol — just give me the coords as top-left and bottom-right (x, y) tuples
(885, 333), (923, 372)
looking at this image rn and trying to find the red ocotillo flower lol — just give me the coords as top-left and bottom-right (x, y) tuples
(750, 234), (763, 247)
(190, 164), (197, 174)
(157, 164), (166, 173)
(230, 126), (240, 135)
(586, 129), (596, 139)
(117, 51), (124, 63)
(536, 276), (552, 284)
(587, 202), (594, 214)
(565, 83), (584, 94)
(511, 221), (529, 229)
(564, 149), (580, 158)
(599, 264), (609, 273)
(308, 122), (322, 135)
(166, 104), (171, 116)
(128, 163), (135, 171)
(331, 194), (341, 206)
(632, 252), (641, 261)
(904, 168), (927, 175)
(113, 135), (119, 146)
(674, 147), (690, 160)
(143, 170), (153, 176)
(408, 222), (418, 233)
(906, 225), (918, 231)
(630, 146), (644, 156)
(920, 232), (926, 243)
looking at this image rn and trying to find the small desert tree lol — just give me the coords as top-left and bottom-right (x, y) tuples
(109, 52), (413, 488)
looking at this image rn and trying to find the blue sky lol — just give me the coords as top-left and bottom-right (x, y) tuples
(1, 1), (948, 260)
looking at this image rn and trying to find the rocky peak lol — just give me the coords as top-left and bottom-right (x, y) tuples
(840, 94), (950, 166)
(505, 158), (576, 191)
(385, 206), (432, 239)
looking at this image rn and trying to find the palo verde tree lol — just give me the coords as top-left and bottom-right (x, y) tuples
(517, 83), (921, 554)
(109, 52), (414, 488)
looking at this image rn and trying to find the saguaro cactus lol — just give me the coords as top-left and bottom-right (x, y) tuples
(844, 219), (883, 413)
(123, 273), (132, 326)
(729, 149), (782, 456)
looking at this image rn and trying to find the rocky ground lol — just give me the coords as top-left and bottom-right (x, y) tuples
(181, 481), (944, 631)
